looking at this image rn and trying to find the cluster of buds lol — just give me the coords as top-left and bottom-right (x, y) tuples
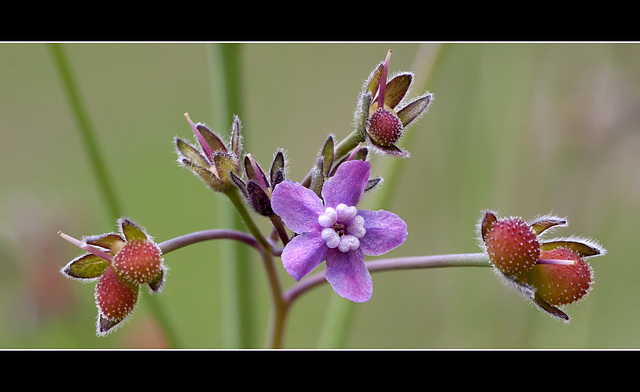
(308, 135), (381, 200)
(175, 113), (243, 194)
(478, 210), (605, 321)
(59, 218), (166, 335)
(230, 152), (286, 217)
(355, 50), (433, 158)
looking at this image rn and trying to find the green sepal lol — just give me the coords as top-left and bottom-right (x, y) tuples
(365, 177), (382, 192)
(244, 154), (269, 189)
(356, 93), (372, 138)
(309, 155), (325, 199)
(540, 240), (603, 257)
(369, 142), (410, 158)
(529, 216), (567, 236)
(213, 152), (240, 191)
(119, 218), (148, 242)
(533, 293), (570, 322)
(320, 135), (335, 177)
(196, 123), (228, 155)
(247, 180), (274, 216)
(270, 150), (286, 188)
(62, 253), (110, 280)
(175, 138), (209, 168)
(397, 93), (433, 127)
(84, 233), (125, 253)
(383, 73), (412, 109)
(230, 171), (248, 197)
(147, 268), (165, 293)
(480, 210), (498, 243)
(365, 63), (384, 96)
(98, 315), (122, 336)
(230, 115), (243, 166)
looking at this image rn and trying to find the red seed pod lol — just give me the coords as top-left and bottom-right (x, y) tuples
(111, 239), (163, 285)
(484, 217), (540, 276)
(366, 107), (404, 147)
(95, 265), (139, 323)
(523, 248), (593, 306)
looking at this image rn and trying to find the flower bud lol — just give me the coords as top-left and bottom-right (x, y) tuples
(175, 113), (243, 194)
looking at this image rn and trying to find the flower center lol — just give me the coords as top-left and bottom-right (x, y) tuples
(318, 203), (366, 253)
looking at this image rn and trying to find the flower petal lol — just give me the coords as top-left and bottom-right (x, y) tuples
(325, 248), (372, 302)
(281, 232), (327, 281)
(358, 209), (407, 256)
(271, 180), (324, 233)
(322, 160), (370, 208)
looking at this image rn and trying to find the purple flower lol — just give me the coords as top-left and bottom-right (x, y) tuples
(271, 160), (407, 302)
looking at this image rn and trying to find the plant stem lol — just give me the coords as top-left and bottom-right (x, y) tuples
(225, 187), (287, 349)
(285, 253), (491, 305)
(208, 43), (258, 348)
(48, 43), (122, 222)
(50, 43), (181, 348)
(316, 44), (447, 348)
(158, 229), (262, 255)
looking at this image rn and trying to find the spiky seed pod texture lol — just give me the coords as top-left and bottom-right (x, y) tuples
(111, 240), (163, 285)
(484, 217), (540, 277)
(523, 247), (593, 306)
(366, 108), (404, 147)
(95, 266), (139, 323)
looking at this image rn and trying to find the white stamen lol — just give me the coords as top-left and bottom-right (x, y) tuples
(318, 207), (337, 227)
(338, 235), (360, 253)
(321, 228), (340, 248)
(336, 203), (357, 222)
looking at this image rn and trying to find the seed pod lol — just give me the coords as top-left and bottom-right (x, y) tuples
(484, 217), (540, 277)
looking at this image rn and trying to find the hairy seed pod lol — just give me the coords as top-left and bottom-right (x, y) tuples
(522, 248), (593, 306)
(484, 217), (540, 276)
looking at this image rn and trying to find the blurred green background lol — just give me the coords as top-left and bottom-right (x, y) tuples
(1, 42), (639, 349)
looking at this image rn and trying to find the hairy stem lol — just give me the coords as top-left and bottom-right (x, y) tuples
(158, 229), (262, 255)
(317, 43), (447, 348)
(285, 253), (491, 304)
